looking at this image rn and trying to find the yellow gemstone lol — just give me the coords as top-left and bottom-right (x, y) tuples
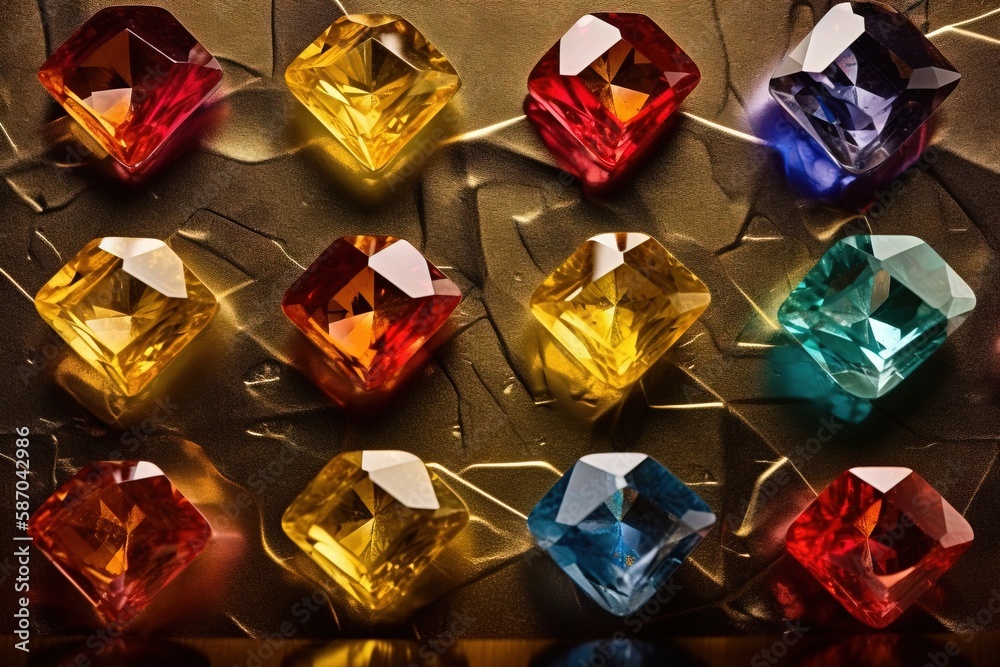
(283, 450), (468, 610)
(34, 238), (217, 396)
(285, 14), (461, 171)
(531, 233), (710, 388)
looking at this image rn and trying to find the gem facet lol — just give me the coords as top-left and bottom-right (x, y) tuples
(286, 14), (461, 171)
(527, 453), (715, 616)
(786, 467), (973, 628)
(27, 461), (211, 623)
(778, 235), (974, 399)
(38, 6), (223, 171)
(282, 450), (469, 609)
(282, 236), (462, 392)
(526, 13), (700, 189)
(531, 233), (710, 388)
(35, 238), (217, 396)
(769, 2), (960, 174)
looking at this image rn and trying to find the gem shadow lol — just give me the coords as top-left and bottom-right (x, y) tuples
(522, 321), (650, 435)
(750, 99), (933, 212)
(524, 96), (682, 196)
(290, 102), (463, 204)
(41, 102), (229, 185)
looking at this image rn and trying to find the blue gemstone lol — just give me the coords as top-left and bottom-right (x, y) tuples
(770, 2), (960, 173)
(527, 453), (715, 616)
(778, 235), (975, 399)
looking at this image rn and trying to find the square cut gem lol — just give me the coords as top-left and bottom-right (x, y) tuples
(526, 13), (700, 188)
(528, 453), (715, 616)
(531, 233), (710, 388)
(282, 451), (469, 609)
(285, 14), (461, 171)
(282, 236), (462, 393)
(34, 238), (217, 396)
(786, 467), (973, 628)
(38, 6), (223, 171)
(27, 461), (211, 624)
(769, 2), (960, 174)
(778, 235), (975, 399)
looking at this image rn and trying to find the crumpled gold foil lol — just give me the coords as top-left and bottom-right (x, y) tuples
(2, 0), (999, 645)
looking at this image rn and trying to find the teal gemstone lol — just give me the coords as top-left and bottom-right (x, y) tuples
(527, 453), (715, 616)
(778, 235), (975, 399)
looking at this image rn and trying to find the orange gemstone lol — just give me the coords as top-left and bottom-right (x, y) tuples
(38, 6), (223, 171)
(282, 236), (462, 393)
(526, 13), (700, 189)
(27, 461), (211, 624)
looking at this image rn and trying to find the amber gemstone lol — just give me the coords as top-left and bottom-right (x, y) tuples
(38, 6), (222, 171)
(34, 238), (217, 396)
(282, 236), (461, 393)
(531, 233), (710, 387)
(286, 14), (461, 171)
(283, 451), (469, 609)
(27, 461), (211, 623)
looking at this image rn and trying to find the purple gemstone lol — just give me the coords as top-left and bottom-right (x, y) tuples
(769, 2), (959, 174)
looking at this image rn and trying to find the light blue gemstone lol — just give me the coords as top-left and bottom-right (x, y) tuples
(778, 235), (975, 399)
(527, 453), (715, 616)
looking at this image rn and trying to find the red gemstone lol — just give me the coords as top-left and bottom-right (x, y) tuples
(27, 461), (211, 624)
(526, 13), (700, 190)
(38, 6), (222, 171)
(282, 236), (462, 394)
(786, 467), (973, 628)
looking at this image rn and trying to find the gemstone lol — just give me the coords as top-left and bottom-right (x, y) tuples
(282, 450), (469, 609)
(777, 235), (975, 399)
(286, 14), (461, 171)
(34, 237), (217, 396)
(526, 13), (700, 189)
(27, 461), (211, 624)
(38, 6), (223, 171)
(531, 233), (710, 388)
(769, 2), (960, 174)
(786, 467), (973, 628)
(527, 453), (715, 616)
(282, 236), (461, 393)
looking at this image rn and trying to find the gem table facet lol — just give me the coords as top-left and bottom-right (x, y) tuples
(27, 461), (212, 624)
(769, 2), (960, 174)
(531, 233), (710, 388)
(38, 6), (223, 171)
(786, 467), (974, 628)
(282, 236), (462, 393)
(286, 14), (461, 171)
(282, 451), (469, 610)
(526, 13), (700, 189)
(34, 238), (217, 396)
(528, 453), (715, 616)
(778, 235), (975, 399)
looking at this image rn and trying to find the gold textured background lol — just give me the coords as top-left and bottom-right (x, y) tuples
(3, 0), (1000, 647)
